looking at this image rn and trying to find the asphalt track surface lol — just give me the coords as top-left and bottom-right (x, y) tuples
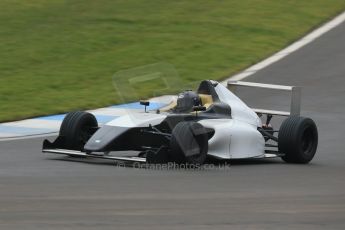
(1, 23), (345, 230)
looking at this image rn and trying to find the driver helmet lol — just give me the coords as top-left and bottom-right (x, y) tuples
(174, 90), (201, 113)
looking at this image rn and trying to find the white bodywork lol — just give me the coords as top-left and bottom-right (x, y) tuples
(199, 119), (264, 159)
(107, 113), (167, 128)
(197, 83), (265, 159)
(106, 82), (265, 159)
(214, 82), (262, 127)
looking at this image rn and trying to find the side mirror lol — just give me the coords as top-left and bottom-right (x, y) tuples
(140, 101), (150, 106)
(193, 106), (206, 112)
(140, 100), (150, 112)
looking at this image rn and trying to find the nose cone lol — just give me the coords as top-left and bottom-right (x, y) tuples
(84, 125), (128, 152)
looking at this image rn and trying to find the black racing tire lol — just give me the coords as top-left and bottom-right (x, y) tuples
(60, 111), (98, 151)
(170, 121), (208, 165)
(278, 116), (318, 164)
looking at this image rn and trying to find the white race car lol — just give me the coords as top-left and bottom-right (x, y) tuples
(43, 80), (318, 165)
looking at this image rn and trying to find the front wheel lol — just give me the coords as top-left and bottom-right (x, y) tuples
(278, 116), (318, 164)
(60, 111), (98, 151)
(170, 121), (208, 165)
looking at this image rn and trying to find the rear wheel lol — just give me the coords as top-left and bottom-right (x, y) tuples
(170, 121), (208, 165)
(278, 116), (318, 164)
(60, 111), (98, 151)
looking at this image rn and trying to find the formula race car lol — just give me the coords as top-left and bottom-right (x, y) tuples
(43, 80), (318, 165)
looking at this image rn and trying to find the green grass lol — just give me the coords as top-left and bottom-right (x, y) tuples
(1, 0), (344, 122)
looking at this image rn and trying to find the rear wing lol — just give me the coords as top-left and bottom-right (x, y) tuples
(227, 81), (301, 116)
